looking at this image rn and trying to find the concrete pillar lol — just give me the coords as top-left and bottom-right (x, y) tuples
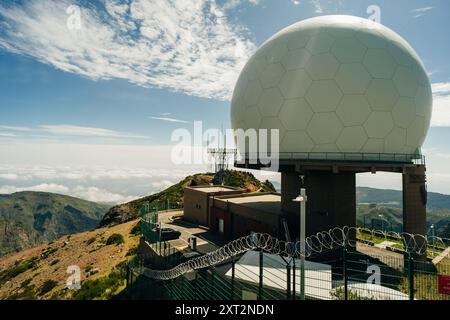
(281, 171), (302, 215)
(281, 170), (356, 238)
(402, 166), (427, 236)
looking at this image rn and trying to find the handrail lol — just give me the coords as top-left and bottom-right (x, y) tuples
(236, 152), (425, 165)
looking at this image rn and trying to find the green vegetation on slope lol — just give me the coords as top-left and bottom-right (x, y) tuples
(0, 191), (110, 257)
(356, 187), (450, 237)
(100, 170), (276, 227)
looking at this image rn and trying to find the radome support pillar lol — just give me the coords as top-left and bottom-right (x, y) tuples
(402, 165), (427, 237)
(281, 170), (356, 238)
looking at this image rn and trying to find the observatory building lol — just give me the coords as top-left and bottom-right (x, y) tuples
(231, 15), (433, 239)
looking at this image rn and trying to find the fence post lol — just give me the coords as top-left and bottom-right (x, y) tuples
(286, 263), (291, 299)
(211, 268), (216, 300)
(343, 242), (348, 300)
(292, 257), (296, 300)
(231, 256), (235, 300)
(126, 264), (130, 288)
(259, 249), (264, 300)
(408, 253), (415, 301)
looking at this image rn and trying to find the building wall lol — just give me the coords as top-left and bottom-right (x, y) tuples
(183, 187), (244, 227)
(183, 187), (210, 226)
(210, 207), (231, 238)
(211, 196), (282, 239)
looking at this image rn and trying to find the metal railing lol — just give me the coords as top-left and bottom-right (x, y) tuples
(127, 226), (450, 300)
(127, 246), (450, 300)
(236, 152), (425, 165)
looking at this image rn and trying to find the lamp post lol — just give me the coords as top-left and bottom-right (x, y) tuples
(293, 188), (307, 300)
(378, 214), (392, 232)
(430, 224), (435, 257)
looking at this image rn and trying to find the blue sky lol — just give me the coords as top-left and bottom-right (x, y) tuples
(0, 0), (450, 203)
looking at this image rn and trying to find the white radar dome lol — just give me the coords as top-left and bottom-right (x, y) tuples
(230, 15), (432, 156)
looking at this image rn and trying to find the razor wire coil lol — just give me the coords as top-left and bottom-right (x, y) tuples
(132, 226), (450, 281)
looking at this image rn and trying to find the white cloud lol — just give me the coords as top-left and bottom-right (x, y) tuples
(0, 183), (70, 195)
(71, 185), (136, 204)
(411, 6), (434, 13)
(149, 116), (190, 124)
(151, 180), (175, 190)
(411, 6), (434, 18)
(431, 82), (450, 127)
(0, 125), (32, 132)
(39, 124), (149, 139)
(0, 173), (20, 180)
(310, 0), (324, 13)
(0, 132), (17, 137)
(432, 82), (450, 95)
(0, 123), (149, 141)
(0, 0), (257, 101)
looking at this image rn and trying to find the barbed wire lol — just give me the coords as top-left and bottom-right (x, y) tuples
(131, 226), (450, 281)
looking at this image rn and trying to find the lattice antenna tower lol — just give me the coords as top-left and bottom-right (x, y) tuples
(207, 125), (237, 174)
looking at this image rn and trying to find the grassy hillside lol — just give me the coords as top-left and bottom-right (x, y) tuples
(0, 192), (110, 257)
(100, 170), (276, 227)
(0, 219), (139, 300)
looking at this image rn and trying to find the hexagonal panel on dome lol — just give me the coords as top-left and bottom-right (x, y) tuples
(385, 127), (407, 153)
(285, 32), (311, 51)
(362, 138), (385, 153)
(281, 49), (311, 70)
(265, 43), (289, 63)
(337, 126), (368, 152)
(355, 29), (388, 49)
(387, 42), (414, 67)
(335, 63), (371, 94)
(279, 98), (314, 130)
(257, 87), (284, 117)
(244, 80), (263, 106)
(312, 144), (339, 152)
(307, 112), (343, 144)
(306, 53), (339, 80)
(245, 57), (267, 81)
(233, 74), (248, 99)
(366, 79), (399, 111)
(415, 85), (432, 117)
(363, 49), (397, 79)
(231, 96), (246, 125)
(326, 26), (356, 39)
(331, 38), (367, 63)
(407, 116), (426, 147)
(364, 112), (394, 138)
(412, 63), (429, 87)
(393, 67), (418, 97)
(336, 95), (371, 126)
(393, 97), (416, 129)
(244, 106), (262, 129)
(282, 131), (314, 152)
(231, 16), (432, 157)
(279, 69), (312, 99)
(306, 31), (335, 54)
(259, 117), (287, 140)
(259, 63), (285, 89)
(306, 80), (343, 113)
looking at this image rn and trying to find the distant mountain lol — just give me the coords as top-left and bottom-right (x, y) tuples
(356, 187), (450, 237)
(0, 192), (110, 257)
(100, 170), (276, 227)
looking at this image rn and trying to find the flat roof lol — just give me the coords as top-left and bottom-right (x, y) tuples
(186, 185), (241, 193)
(225, 250), (333, 300)
(216, 193), (282, 215)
